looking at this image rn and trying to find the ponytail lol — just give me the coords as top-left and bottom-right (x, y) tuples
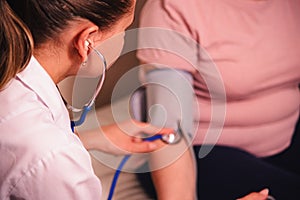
(0, 0), (33, 90)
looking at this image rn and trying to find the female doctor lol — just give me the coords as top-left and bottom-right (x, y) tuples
(0, 0), (171, 199)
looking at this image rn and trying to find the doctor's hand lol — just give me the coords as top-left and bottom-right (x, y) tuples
(77, 120), (173, 155)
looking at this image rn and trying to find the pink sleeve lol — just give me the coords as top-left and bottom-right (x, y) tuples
(137, 0), (198, 73)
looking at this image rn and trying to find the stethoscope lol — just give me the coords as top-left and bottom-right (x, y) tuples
(68, 45), (107, 132)
(64, 45), (183, 200)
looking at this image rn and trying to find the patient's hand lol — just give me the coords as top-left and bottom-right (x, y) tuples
(77, 120), (172, 155)
(237, 189), (270, 200)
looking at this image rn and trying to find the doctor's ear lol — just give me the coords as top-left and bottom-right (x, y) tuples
(75, 38), (94, 63)
(74, 25), (99, 62)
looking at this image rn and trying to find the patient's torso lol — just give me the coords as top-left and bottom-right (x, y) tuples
(190, 0), (300, 157)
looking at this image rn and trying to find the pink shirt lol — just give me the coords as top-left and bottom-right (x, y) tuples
(0, 57), (102, 199)
(137, 0), (300, 157)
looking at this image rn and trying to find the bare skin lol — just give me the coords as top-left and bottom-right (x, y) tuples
(238, 189), (270, 200)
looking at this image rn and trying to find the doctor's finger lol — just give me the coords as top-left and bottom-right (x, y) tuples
(127, 140), (160, 153)
(133, 121), (174, 135)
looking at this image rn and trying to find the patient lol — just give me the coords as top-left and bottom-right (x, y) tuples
(136, 0), (300, 199)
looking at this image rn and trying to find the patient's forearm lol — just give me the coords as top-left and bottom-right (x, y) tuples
(150, 144), (196, 200)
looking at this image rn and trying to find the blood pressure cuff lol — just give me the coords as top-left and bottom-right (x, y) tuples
(130, 68), (195, 140)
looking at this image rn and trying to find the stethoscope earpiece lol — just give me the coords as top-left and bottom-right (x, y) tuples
(84, 40), (90, 51)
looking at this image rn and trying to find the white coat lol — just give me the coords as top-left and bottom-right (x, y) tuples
(0, 57), (102, 200)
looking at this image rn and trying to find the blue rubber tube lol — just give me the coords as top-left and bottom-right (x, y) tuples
(107, 134), (164, 200)
(107, 155), (131, 200)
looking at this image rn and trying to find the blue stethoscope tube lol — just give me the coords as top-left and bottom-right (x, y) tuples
(107, 134), (166, 200)
(107, 134), (164, 200)
(107, 154), (131, 200)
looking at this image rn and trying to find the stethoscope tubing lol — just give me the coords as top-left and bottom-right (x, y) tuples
(69, 46), (107, 132)
(107, 135), (164, 200)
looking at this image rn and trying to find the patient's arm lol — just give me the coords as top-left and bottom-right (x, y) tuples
(143, 68), (197, 199)
(150, 141), (196, 200)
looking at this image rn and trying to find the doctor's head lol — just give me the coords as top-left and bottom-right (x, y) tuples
(0, 0), (136, 89)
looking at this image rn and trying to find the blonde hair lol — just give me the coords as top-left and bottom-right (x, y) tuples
(0, 0), (33, 90)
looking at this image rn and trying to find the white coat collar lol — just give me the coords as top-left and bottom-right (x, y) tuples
(16, 56), (69, 123)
